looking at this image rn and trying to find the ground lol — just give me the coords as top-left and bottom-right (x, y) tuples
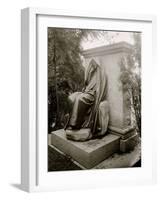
(48, 146), (81, 171)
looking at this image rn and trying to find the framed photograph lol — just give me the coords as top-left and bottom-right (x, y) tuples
(21, 7), (156, 192)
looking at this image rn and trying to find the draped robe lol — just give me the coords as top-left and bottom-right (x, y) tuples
(66, 59), (108, 137)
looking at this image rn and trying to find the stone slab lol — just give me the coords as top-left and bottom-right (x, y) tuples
(48, 134), (51, 145)
(51, 129), (120, 169)
(49, 139), (141, 170)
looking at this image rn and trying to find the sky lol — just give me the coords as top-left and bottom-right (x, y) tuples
(81, 31), (135, 50)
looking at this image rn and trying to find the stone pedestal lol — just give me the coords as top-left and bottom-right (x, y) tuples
(108, 125), (139, 152)
(120, 132), (139, 152)
(51, 129), (120, 169)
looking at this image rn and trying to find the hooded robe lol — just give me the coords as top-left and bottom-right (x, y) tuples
(66, 59), (108, 137)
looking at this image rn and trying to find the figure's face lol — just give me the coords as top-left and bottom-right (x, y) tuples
(88, 65), (94, 75)
(85, 60), (98, 82)
(88, 62), (97, 77)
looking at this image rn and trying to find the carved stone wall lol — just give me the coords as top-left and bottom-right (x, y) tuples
(83, 42), (133, 132)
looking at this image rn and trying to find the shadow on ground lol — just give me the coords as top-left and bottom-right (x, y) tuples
(48, 145), (141, 171)
(48, 146), (81, 171)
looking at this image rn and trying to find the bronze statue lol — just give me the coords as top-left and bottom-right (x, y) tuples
(65, 59), (109, 141)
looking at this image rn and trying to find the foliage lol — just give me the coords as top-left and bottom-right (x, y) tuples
(48, 28), (99, 132)
(119, 33), (141, 134)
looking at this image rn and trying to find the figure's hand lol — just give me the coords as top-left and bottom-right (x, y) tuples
(69, 92), (82, 103)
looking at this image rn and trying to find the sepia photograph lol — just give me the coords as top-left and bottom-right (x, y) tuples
(47, 27), (141, 171)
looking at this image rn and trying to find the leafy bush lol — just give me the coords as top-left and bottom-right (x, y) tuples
(119, 33), (141, 135)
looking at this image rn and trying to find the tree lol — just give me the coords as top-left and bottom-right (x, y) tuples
(119, 33), (141, 135)
(48, 28), (99, 132)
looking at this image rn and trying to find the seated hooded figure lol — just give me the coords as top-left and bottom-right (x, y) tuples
(65, 59), (109, 141)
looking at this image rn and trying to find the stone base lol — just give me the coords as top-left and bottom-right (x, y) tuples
(120, 132), (139, 152)
(51, 129), (120, 169)
(94, 139), (141, 169)
(108, 125), (136, 139)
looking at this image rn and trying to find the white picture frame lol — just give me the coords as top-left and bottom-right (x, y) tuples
(21, 7), (156, 192)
